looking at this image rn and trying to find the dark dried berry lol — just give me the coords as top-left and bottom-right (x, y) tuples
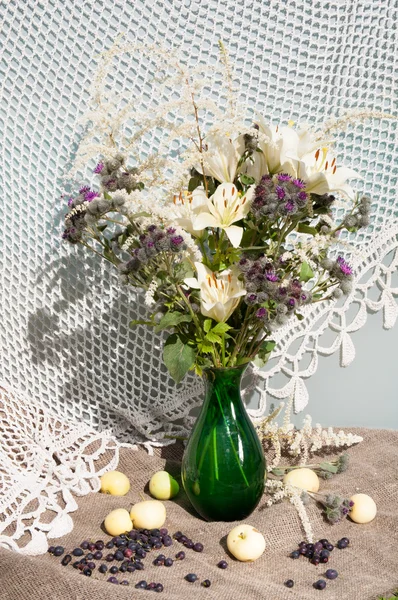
(48, 546), (55, 554)
(175, 551), (185, 560)
(99, 564), (108, 573)
(164, 558), (173, 567)
(290, 550), (300, 559)
(325, 569), (338, 580)
(135, 580), (148, 589)
(201, 579), (211, 587)
(155, 583), (164, 593)
(110, 566), (119, 574)
(193, 542), (204, 552)
(61, 555), (72, 566)
(107, 576), (118, 584)
(159, 528), (168, 536)
(94, 551), (103, 560)
(80, 541), (89, 550)
(217, 560), (228, 569)
(83, 567), (92, 577)
(285, 580), (294, 588)
(313, 580), (327, 590)
(120, 580), (129, 586)
(53, 546), (64, 557)
(185, 573), (198, 582)
(105, 553), (114, 561)
(173, 531), (183, 540)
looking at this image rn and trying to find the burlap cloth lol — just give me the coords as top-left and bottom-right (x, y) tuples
(1, 428), (397, 600)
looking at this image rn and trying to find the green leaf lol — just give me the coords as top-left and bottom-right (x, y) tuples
(296, 313), (304, 321)
(97, 223), (108, 232)
(154, 311), (192, 333)
(211, 322), (232, 335)
(188, 176), (202, 192)
(130, 319), (155, 327)
(205, 331), (222, 344)
(104, 192), (112, 200)
(203, 319), (213, 333)
(299, 261), (314, 282)
(163, 334), (196, 384)
(297, 223), (318, 235)
(271, 468), (286, 477)
(253, 340), (276, 368)
(240, 174), (256, 186)
(319, 462), (339, 474)
(197, 339), (214, 353)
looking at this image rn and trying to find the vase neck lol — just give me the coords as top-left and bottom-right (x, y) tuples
(202, 365), (248, 409)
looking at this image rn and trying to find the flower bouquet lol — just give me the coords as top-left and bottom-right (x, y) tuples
(62, 42), (370, 521)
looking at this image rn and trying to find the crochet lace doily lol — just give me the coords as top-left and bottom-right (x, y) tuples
(0, 0), (397, 553)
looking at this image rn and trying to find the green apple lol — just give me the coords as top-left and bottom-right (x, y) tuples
(227, 524), (266, 562)
(104, 508), (133, 536)
(130, 500), (166, 529)
(100, 470), (130, 496)
(149, 470), (179, 500)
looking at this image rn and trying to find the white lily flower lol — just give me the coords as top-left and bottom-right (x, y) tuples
(193, 182), (254, 248)
(196, 133), (245, 183)
(243, 116), (300, 180)
(184, 262), (246, 323)
(293, 147), (360, 198)
(172, 187), (208, 237)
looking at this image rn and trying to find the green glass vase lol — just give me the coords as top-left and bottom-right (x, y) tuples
(181, 365), (266, 521)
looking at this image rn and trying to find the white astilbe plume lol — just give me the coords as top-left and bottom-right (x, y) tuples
(145, 279), (158, 307)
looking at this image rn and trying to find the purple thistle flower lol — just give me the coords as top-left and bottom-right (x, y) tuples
(278, 286), (287, 296)
(93, 162), (104, 174)
(260, 174), (272, 184)
(84, 191), (100, 202)
(166, 227), (176, 234)
(292, 178), (306, 189)
(301, 293), (307, 301)
(275, 185), (286, 200)
(256, 307), (267, 319)
(337, 256), (353, 276)
(277, 173), (291, 182)
(266, 272), (279, 282)
(288, 298), (296, 307)
(67, 197), (74, 206)
(79, 186), (90, 194)
(147, 225), (157, 232)
(170, 235), (184, 246)
(298, 191), (308, 201)
(146, 240), (155, 248)
(284, 200), (295, 212)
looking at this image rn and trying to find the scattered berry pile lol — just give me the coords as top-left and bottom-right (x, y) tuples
(47, 529), (229, 591)
(285, 537), (349, 590)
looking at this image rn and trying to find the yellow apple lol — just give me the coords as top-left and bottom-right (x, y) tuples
(149, 471), (179, 500)
(349, 493), (377, 523)
(227, 524), (266, 562)
(130, 500), (166, 529)
(104, 508), (133, 536)
(283, 468), (320, 492)
(100, 471), (130, 496)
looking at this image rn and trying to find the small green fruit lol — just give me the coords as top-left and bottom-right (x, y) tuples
(149, 471), (180, 500)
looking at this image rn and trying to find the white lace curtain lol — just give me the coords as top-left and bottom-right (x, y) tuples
(0, 0), (397, 553)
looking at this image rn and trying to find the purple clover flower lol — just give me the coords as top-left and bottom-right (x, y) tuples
(93, 162), (104, 174)
(277, 173), (291, 182)
(170, 235), (184, 246)
(84, 191), (100, 202)
(292, 178), (306, 188)
(266, 272), (279, 282)
(337, 256), (353, 276)
(284, 200), (295, 212)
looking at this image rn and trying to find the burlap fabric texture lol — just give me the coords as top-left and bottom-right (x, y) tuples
(0, 428), (397, 600)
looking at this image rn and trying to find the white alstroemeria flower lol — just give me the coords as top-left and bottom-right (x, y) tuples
(193, 182), (254, 248)
(243, 116), (300, 181)
(294, 147), (360, 198)
(172, 187), (208, 237)
(184, 262), (246, 323)
(196, 133), (245, 183)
